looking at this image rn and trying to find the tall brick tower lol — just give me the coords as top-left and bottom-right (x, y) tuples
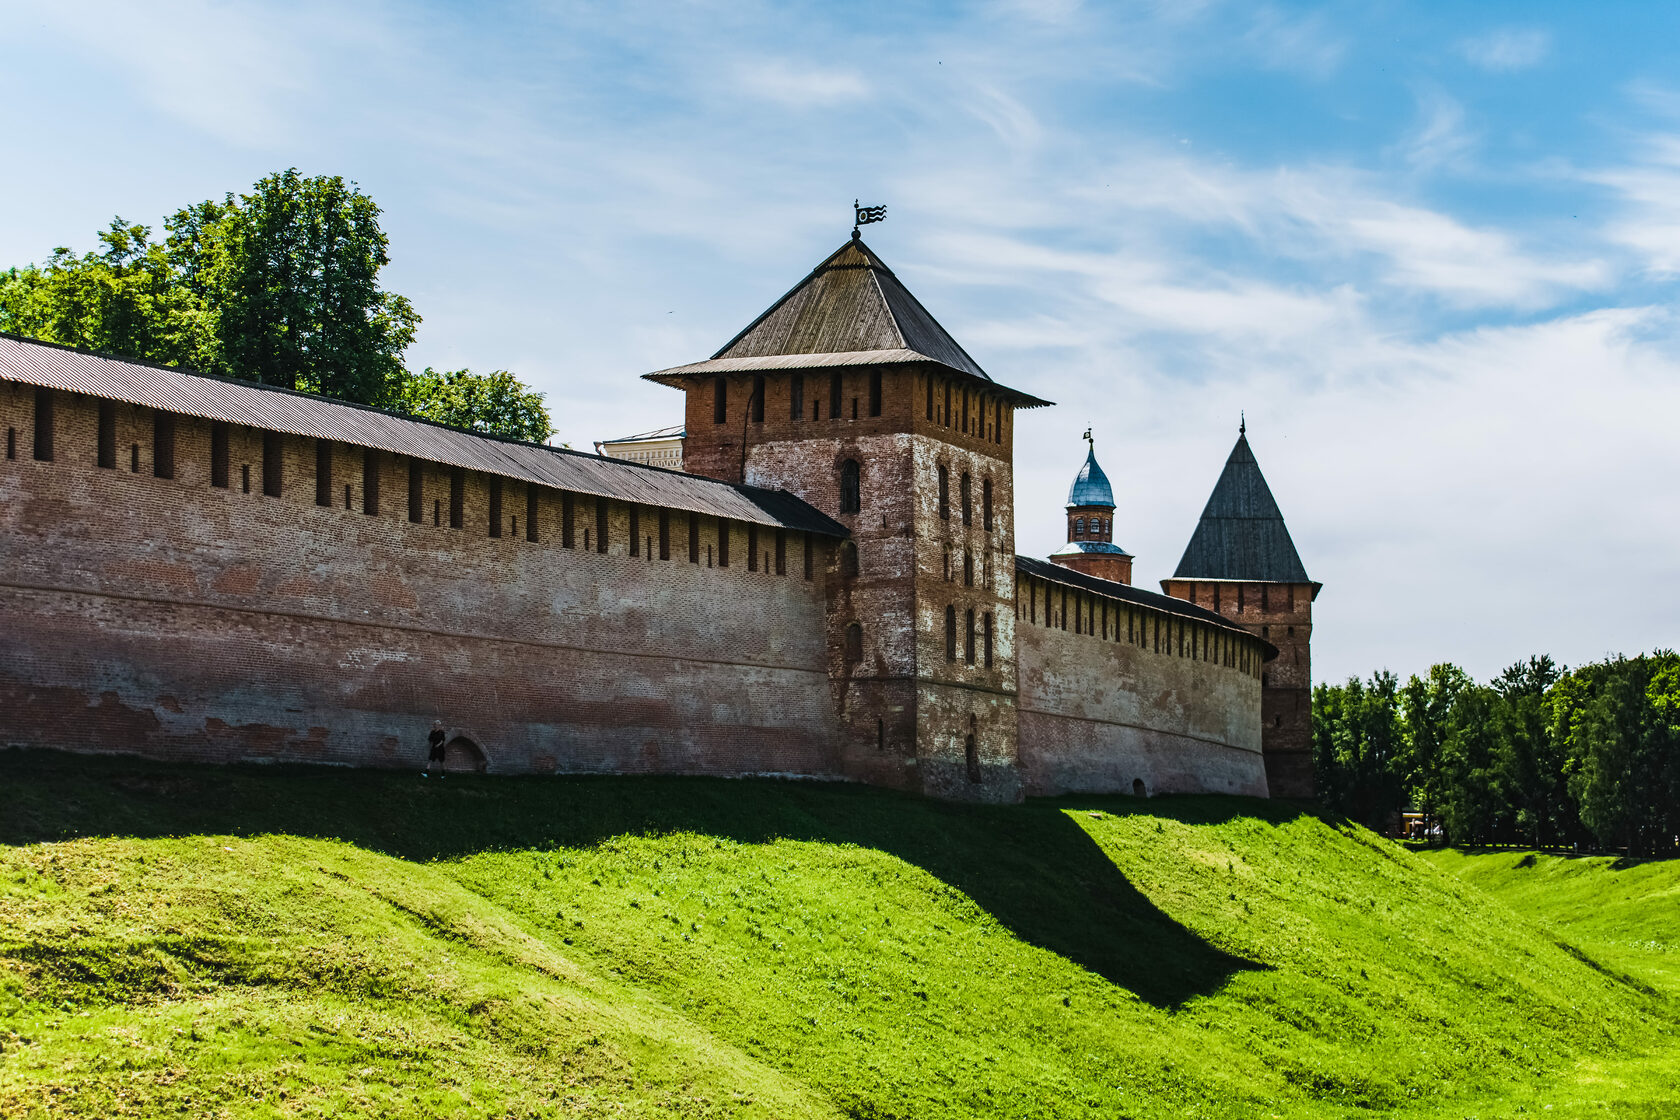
(1048, 433), (1133, 584)
(1160, 424), (1320, 798)
(645, 235), (1051, 801)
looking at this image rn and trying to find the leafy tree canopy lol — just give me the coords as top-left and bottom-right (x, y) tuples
(0, 171), (554, 443)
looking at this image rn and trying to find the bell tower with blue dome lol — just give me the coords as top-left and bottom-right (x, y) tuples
(1049, 430), (1133, 585)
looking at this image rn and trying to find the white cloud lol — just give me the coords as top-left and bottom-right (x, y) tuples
(1458, 27), (1551, 72)
(1395, 88), (1477, 173)
(1242, 6), (1348, 80)
(734, 61), (871, 108)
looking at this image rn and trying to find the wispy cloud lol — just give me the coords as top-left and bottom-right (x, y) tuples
(1458, 26), (1551, 72)
(735, 61), (871, 108)
(1242, 5), (1348, 79)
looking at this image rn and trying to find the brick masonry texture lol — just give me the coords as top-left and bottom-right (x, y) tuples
(0, 383), (840, 776)
(2, 361), (1281, 802)
(1014, 572), (1268, 798)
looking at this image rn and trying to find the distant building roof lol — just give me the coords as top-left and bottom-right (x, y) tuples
(1050, 540), (1132, 558)
(1067, 444), (1114, 508)
(1017, 555), (1277, 658)
(0, 332), (845, 538)
(1172, 432), (1311, 583)
(597, 424), (684, 446)
(645, 237), (1051, 408)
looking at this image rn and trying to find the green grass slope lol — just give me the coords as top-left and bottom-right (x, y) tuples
(2, 750), (1677, 1119)
(1422, 847), (1680, 997)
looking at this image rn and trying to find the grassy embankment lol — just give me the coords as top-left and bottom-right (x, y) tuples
(2, 748), (1678, 1119)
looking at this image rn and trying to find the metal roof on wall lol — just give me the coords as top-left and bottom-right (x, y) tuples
(0, 332), (847, 538)
(1017, 554), (1278, 658)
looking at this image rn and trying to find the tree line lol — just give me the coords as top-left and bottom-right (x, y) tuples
(1313, 652), (1680, 857)
(0, 170), (553, 443)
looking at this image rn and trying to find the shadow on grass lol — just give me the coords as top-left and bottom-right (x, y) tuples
(0, 748), (1288, 1008)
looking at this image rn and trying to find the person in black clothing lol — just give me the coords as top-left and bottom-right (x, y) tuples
(425, 720), (447, 775)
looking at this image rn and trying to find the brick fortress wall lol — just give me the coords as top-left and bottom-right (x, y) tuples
(1014, 571), (1269, 798)
(0, 380), (842, 775)
(1162, 578), (1315, 799)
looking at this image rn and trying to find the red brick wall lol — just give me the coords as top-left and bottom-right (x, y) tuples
(0, 383), (842, 776)
(1160, 579), (1316, 799)
(1014, 573), (1268, 798)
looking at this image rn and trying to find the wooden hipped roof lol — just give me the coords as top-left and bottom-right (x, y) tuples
(645, 237), (1051, 408)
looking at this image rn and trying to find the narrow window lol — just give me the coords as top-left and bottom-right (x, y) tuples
(961, 389), (969, 433)
(960, 473), (971, 525)
(562, 493), (575, 547)
(595, 498), (609, 553)
(982, 478), (993, 531)
(629, 506), (640, 555)
(937, 465), (950, 519)
(965, 732), (980, 784)
(488, 476), (503, 537)
(790, 374), (804, 420)
(996, 401), (1005, 443)
(925, 377), (934, 421)
(965, 608), (976, 664)
(527, 485), (540, 542)
(5, 428), (13, 459)
(844, 622), (863, 662)
(408, 459), (423, 523)
(1030, 582), (1036, 624)
(840, 540), (859, 578)
(363, 447), (380, 516)
(774, 529), (786, 575)
(132, 443), (140, 472)
(983, 612), (994, 668)
(150, 412), (175, 479)
(877, 718), (885, 751)
(262, 432), (282, 497)
(829, 372), (842, 419)
(747, 524), (759, 571)
(433, 498), (440, 526)
(717, 518), (730, 567)
(211, 423), (229, 488)
(659, 510), (671, 560)
(1060, 590), (1067, 631)
(943, 382), (951, 426)
(868, 369), (882, 417)
(943, 548), (951, 582)
(97, 401), (116, 468)
(851, 396), (858, 419)
(963, 551), (973, 587)
(751, 375), (765, 423)
(1261, 585), (1269, 611)
(1074, 517), (1084, 538)
(839, 459), (861, 514)
(242, 463), (251, 493)
(449, 468), (465, 528)
(945, 605), (957, 662)
(713, 377), (728, 424)
(803, 533), (813, 579)
(31, 388), (53, 461)
(315, 440), (333, 507)
(689, 511), (700, 563)
(1102, 603), (1109, 640)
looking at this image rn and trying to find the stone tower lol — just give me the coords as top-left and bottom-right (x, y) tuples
(1048, 434), (1133, 585)
(645, 235), (1051, 801)
(1160, 426), (1320, 799)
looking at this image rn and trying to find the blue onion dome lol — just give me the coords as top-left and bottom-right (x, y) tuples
(1067, 444), (1115, 508)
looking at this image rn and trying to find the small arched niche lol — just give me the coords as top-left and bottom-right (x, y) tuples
(1132, 778), (1147, 798)
(443, 735), (489, 773)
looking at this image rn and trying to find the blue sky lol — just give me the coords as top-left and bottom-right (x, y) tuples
(4, 0), (1680, 684)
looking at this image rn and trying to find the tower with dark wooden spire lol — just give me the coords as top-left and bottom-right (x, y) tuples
(645, 235), (1050, 802)
(1161, 424), (1320, 798)
(1049, 432), (1133, 584)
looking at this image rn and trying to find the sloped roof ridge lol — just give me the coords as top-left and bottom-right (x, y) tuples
(0, 330), (846, 538)
(1172, 433), (1310, 582)
(711, 238), (895, 359)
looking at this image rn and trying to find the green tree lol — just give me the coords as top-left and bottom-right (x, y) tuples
(394, 367), (554, 443)
(0, 219), (210, 367)
(1492, 655), (1567, 847)
(1312, 672), (1405, 830)
(1399, 663), (1471, 840)
(167, 169), (419, 403)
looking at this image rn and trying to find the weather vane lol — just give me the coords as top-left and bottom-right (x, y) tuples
(1239, 410), (1246, 436)
(1082, 427), (1093, 448)
(852, 199), (887, 239)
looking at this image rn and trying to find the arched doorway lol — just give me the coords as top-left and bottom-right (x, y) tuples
(443, 736), (488, 773)
(1132, 778), (1147, 798)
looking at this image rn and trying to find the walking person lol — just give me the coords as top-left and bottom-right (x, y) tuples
(424, 720), (447, 776)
